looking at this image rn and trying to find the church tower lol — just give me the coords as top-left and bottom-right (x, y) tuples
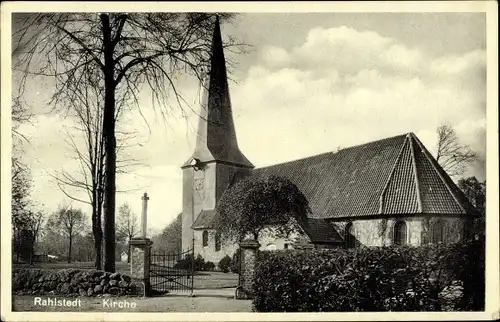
(181, 17), (254, 254)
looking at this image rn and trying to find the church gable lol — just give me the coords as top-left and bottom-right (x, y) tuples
(381, 135), (419, 214)
(411, 135), (470, 214)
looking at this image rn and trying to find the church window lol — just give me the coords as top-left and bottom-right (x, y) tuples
(345, 222), (356, 248)
(284, 243), (289, 249)
(215, 231), (221, 251)
(202, 230), (208, 247)
(432, 220), (444, 243)
(393, 221), (407, 246)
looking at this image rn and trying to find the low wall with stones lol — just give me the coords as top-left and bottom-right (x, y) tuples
(12, 268), (142, 296)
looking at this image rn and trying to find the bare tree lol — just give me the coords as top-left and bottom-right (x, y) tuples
(13, 13), (241, 272)
(49, 62), (142, 270)
(116, 203), (139, 263)
(435, 124), (477, 177)
(47, 205), (87, 263)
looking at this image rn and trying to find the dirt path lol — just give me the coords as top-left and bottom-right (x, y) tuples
(12, 295), (253, 312)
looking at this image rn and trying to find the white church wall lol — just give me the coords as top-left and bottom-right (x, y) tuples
(329, 216), (466, 247)
(193, 222), (307, 265)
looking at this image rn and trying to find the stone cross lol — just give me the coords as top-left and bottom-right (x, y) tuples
(141, 192), (149, 238)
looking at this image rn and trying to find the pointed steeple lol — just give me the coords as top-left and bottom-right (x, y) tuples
(183, 17), (253, 168)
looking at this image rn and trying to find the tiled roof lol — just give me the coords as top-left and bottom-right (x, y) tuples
(301, 218), (344, 244)
(192, 209), (216, 229)
(252, 133), (476, 220)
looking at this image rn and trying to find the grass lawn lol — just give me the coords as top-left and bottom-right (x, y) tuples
(13, 261), (239, 289)
(12, 295), (252, 312)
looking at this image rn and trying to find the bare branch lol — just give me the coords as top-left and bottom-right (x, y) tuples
(435, 124), (477, 177)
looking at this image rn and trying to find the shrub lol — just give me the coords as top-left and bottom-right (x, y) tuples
(230, 248), (241, 273)
(253, 241), (484, 312)
(218, 255), (232, 273)
(195, 254), (205, 271)
(174, 253), (206, 271)
(203, 261), (216, 271)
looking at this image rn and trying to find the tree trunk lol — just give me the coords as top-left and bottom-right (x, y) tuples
(127, 240), (131, 263)
(94, 228), (102, 269)
(92, 192), (103, 270)
(101, 13), (117, 273)
(29, 234), (35, 265)
(68, 235), (72, 263)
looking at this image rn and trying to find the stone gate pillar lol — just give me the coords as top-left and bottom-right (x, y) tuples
(129, 238), (152, 297)
(235, 239), (260, 299)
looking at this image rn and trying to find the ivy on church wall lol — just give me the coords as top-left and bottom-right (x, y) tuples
(378, 219), (388, 239)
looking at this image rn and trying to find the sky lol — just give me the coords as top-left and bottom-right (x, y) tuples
(11, 12), (487, 234)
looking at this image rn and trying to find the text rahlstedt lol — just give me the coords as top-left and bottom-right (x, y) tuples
(34, 297), (81, 307)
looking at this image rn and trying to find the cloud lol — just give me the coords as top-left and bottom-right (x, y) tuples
(232, 26), (486, 174)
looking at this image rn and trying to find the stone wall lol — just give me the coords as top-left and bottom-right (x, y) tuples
(12, 268), (140, 296)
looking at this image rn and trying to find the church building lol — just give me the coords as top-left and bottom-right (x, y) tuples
(181, 19), (477, 265)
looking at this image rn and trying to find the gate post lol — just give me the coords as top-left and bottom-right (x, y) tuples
(129, 238), (152, 297)
(235, 239), (260, 299)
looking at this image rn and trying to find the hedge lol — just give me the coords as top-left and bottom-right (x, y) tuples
(230, 248), (241, 274)
(12, 268), (142, 296)
(253, 239), (484, 312)
(218, 255), (232, 273)
(174, 254), (216, 271)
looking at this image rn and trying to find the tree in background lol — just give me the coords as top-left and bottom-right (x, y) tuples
(11, 99), (34, 242)
(47, 205), (87, 263)
(458, 176), (486, 239)
(116, 203), (139, 263)
(24, 210), (46, 264)
(152, 213), (182, 254)
(11, 160), (32, 226)
(215, 175), (310, 243)
(13, 13), (242, 272)
(436, 124), (477, 177)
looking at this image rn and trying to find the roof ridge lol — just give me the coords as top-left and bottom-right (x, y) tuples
(408, 134), (423, 212)
(337, 133), (410, 152)
(378, 135), (409, 214)
(255, 133), (410, 171)
(255, 151), (332, 171)
(410, 133), (467, 214)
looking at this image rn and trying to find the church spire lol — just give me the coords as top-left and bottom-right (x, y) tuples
(183, 16), (253, 168)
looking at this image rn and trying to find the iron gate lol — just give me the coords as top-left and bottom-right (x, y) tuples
(150, 248), (194, 294)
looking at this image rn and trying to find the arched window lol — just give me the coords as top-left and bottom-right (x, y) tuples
(345, 222), (356, 248)
(202, 230), (208, 247)
(215, 231), (221, 251)
(432, 220), (444, 244)
(393, 221), (407, 246)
